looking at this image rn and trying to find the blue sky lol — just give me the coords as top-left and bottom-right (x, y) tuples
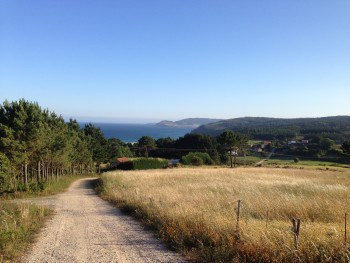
(1, 1), (349, 123)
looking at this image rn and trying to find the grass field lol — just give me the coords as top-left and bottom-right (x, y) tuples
(0, 203), (51, 262)
(99, 167), (350, 262)
(266, 159), (350, 169)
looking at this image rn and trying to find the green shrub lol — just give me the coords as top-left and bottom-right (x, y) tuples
(115, 158), (169, 170)
(181, 152), (214, 166)
(29, 182), (39, 192)
(28, 180), (46, 193)
(38, 180), (46, 191)
(16, 182), (27, 192)
(188, 155), (204, 166)
(133, 158), (168, 170)
(117, 161), (134, 170)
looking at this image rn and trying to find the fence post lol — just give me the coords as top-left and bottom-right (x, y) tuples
(235, 200), (242, 239)
(292, 218), (301, 250)
(345, 213), (347, 244)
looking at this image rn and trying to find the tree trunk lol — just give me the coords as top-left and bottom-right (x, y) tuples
(24, 162), (28, 186)
(51, 166), (54, 181)
(37, 161), (41, 182)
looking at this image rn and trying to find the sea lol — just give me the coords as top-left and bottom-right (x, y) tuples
(81, 123), (193, 143)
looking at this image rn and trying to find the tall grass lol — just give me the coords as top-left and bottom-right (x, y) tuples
(99, 167), (350, 262)
(0, 203), (51, 262)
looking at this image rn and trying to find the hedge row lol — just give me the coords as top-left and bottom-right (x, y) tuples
(117, 158), (168, 170)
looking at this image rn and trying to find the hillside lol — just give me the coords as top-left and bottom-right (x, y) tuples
(155, 118), (222, 128)
(191, 116), (350, 141)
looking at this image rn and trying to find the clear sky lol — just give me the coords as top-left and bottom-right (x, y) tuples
(1, 1), (349, 123)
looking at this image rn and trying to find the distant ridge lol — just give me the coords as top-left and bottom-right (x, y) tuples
(155, 118), (223, 128)
(191, 116), (350, 141)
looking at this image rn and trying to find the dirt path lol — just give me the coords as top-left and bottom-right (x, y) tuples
(23, 178), (186, 263)
(255, 148), (275, 166)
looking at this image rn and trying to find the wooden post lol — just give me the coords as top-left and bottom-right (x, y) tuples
(292, 218), (301, 250)
(345, 213), (347, 244)
(235, 200), (242, 239)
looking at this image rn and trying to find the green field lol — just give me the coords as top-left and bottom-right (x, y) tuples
(266, 158), (350, 169)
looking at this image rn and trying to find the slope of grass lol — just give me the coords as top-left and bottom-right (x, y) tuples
(99, 167), (350, 262)
(0, 203), (52, 262)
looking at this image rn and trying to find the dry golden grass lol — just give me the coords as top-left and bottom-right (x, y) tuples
(99, 167), (350, 262)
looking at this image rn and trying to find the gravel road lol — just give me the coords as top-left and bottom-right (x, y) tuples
(23, 178), (186, 263)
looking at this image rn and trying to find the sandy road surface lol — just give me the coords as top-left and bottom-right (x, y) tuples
(23, 178), (186, 263)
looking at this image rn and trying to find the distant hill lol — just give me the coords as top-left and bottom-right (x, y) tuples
(155, 118), (223, 128)
(191, 116), (350, 142)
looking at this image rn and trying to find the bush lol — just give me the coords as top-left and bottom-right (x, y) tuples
(117, 161), (134, 170)
(28, 180), (46, 193)
(133, 158), (168, 170)
(117, 158), (168, 170)
(38, 180), (46, 191)
(181, 152), (214, 166)
(294, 157), (300, 163)
(29, 182), (39, 192)
(16, 182), (27, 192)
(187, 155), (204, 166)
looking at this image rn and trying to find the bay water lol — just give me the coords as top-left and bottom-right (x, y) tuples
(81, 123), (193, 143)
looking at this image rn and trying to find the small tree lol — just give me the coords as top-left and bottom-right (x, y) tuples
(341, 141), (350, 155)
(217, 131), (247, 167)
(181, 152), (214, 166)
(319, 138), (334, 151)
(138, 136), (156, 158)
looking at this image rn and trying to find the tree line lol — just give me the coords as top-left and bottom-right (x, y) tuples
(133, 131), (248, 166)
(2, 99), (349, 193)
(0, 99), (249, 193)
(0, 99), (122, 193)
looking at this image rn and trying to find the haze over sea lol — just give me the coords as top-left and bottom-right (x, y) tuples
(81, 123), (193, 143)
